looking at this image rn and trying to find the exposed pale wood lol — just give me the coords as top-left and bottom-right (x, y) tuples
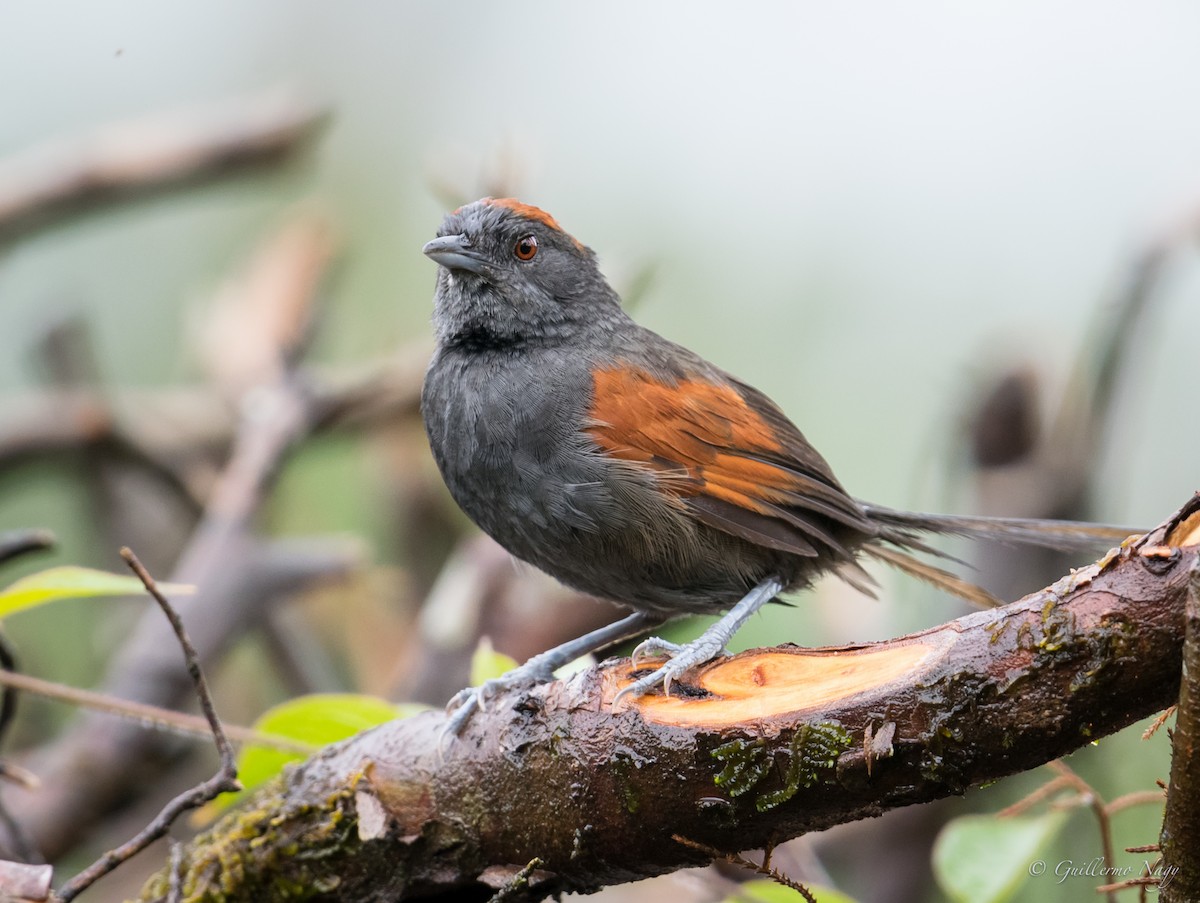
(618, 642), (943, 729)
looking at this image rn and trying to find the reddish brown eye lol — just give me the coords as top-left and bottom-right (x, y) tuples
(514, 235), (538, 261)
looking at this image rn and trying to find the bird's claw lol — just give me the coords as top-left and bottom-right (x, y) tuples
(614, 636), (728, 706)
(630, 635), (684, 668)
(438, 658), (556, 756)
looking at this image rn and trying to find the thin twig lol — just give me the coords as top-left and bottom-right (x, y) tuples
(1096, 876), (1160, 893)
(1143, 705), (1175, 739)
(19, 213), (342, 859)
(673, 835), (817, 902)
(119, 548), (232, 765)
(0, 668), (312, 754)
(55, 550), (242, 902)
(1106, 791), (1167, 815)
(997, 773), (1075, 818)
(1046, 761), (1119, 903)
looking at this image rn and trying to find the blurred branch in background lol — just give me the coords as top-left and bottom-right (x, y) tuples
(0, 97), (612, 881)
(0, 88), (327, 248)
(965, 191), (1200, 599)
(810, 189), (1200, 903)
(4, 210), (358, 859)
(52, 548), (240, 903)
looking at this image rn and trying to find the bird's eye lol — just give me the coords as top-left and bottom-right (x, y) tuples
(514, 235), (538, 261)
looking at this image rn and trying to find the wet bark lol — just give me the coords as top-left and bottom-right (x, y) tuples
(136, 496), (1200, 902)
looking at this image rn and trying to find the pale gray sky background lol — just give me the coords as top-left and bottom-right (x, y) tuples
(2, 1), (1195, 528)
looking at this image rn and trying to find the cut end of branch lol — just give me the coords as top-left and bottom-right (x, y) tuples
(1167, 505), (1200, 548)
(610, 640), (945, 728)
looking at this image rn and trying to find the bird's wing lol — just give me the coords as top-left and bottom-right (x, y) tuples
(586, 365), (872, 559)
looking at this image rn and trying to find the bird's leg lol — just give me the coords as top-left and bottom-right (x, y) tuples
(615, 575), (785, 703)
(443, 610), (665, 741)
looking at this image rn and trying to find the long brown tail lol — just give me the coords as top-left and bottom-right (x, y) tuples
(857, 504), (1141, 609)
(859, 503), (1140, 551)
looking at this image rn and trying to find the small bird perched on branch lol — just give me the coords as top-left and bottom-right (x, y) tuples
(421, 198), (1130, 734)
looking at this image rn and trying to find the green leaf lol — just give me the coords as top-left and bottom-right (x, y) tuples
(0, 566), (194, 619)
(470, 637), (519, 685)
(934, 812), (1067, 903)
(731, 878), (860, 903)
(205, 693), (420, 817)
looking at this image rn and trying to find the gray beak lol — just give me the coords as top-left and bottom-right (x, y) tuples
(423, 234), (488, 275)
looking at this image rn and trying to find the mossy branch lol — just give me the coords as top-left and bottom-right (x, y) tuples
(137, 496), (1200, 903)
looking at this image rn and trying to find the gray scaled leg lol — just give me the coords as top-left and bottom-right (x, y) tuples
(614, 575), (785, 704)
(443, 610), (666, 743)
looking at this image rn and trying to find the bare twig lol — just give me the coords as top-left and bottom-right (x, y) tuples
(673, 835), (816, 902)
(1096, 876), (1160, 894)
(0, 762), (38, 790)
(1044, 761), (1118, 903)
(0, 668), (312, 754)
(1106, 791), (1167, 815)
(0, 88), (327, 245)
(55, 550), (241, 903)
(12, 214), (345, 860)
(996, 774), (1076, 818)
(1143, 705), (1176, 739)
(1003, 725), (1171, 900)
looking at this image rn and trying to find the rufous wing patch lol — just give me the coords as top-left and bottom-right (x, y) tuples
(586, 366), (868, 558)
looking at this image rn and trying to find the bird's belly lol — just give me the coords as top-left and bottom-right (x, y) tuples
(422, 352), (805, 614)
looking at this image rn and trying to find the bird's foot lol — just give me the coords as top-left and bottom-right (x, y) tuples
(440, 656), (556, 752)
(629, 635), (687, 668)
(614, 634), (728, 704)
(437, 611), (667, 755)
(613, 576), (786, 706)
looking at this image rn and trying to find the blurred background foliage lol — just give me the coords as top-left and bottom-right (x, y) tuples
(1, 3), (1198, 901)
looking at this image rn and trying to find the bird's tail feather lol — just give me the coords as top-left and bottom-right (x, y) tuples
(859, 503), (1140, 552)
(855, 505), (1140, 609)
(864, 545), (1001, 609)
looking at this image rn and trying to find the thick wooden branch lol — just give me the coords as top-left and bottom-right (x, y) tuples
(137, 498), (1200, 902)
